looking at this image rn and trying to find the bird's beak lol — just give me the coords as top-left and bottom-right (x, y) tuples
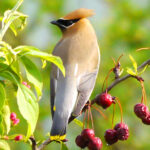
(50, 20), (59, 26)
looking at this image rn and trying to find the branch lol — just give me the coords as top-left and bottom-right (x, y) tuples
(91, 59), (150, 104)
(34, 59), (150, 150)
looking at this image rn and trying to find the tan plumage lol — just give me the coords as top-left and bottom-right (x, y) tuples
(50, 8), (100, 141)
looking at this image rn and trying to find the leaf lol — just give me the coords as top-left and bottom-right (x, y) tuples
(17, 84), (39, 139)
(0, 83), (5, 111)
(0, 9), (28, 39)
(129, 55), (137, 73)
(21, 56), (43, 99)
(139, 65), (148, 75)
(14, 46), (65, 76)
(61, 142), (69, 150)
(73, 119), (83, 128)
(0, 140), (10, 150)
(2, 105), (11, 134)
(126, 67), (136, 76)
(0, 114), (4, 135)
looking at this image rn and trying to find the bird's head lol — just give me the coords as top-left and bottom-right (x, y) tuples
(50, 8), (95, 32)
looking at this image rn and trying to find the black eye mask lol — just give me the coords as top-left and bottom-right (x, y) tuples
(57, 18), (80, 27)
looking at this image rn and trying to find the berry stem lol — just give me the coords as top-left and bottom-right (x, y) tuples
(92, 105), (107, 119)
(87, 106), (90, 128)
(89, 105), (94, 130)
(116, 98), (123, 123)
(83, 108), (87, 129)
(102, 68), (114, 92)
(140, 80), (147, 105)
(112, 104), (116, 129)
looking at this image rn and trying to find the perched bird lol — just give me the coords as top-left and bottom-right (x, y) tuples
(50, 8), (100, 141)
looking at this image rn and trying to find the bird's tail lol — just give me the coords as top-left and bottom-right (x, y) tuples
(50, 77), (78, 141)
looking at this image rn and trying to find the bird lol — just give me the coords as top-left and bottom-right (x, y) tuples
(50, 8), (100, 141)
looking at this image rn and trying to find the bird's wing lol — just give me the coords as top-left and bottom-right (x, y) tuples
(69, 70), (98, 122)
(50, 77), (57, 119)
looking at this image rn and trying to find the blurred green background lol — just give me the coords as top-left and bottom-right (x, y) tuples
(0, 0), (150, 149)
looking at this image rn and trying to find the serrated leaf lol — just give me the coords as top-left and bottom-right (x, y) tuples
(126, 67), (136, 76)
(61, 142), (69, 150)
(2, 105), (11, 134)
(14, 46), (65, 76)
(0, 83), (5, 111)
(17, 84), (39, 140)
(0, 140), (10, 150)
(73, 119), (83, 128)
(129, 55), (137, 73)
(21, 56), (43, 99)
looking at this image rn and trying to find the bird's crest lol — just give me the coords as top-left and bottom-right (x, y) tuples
(63, 8), (95, 20)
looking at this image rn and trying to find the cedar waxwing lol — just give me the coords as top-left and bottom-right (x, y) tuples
(50, 8), (100, 141)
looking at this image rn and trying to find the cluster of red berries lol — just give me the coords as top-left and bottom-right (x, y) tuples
(96, 93), (115, 109)
(75, 129), (102, 150)
(104, 123), (129, 145)
(22, 81), (31, 88)
(134, 103), (150, 125)
(10, 112), (20, 126)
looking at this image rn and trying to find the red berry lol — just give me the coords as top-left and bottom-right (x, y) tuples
(10, 112), (17, 121)
(14, 135), (23, 141)
(27, 84), (31, 88)
(142, 114), (150, 125)
(114, 123), (128, 131)
(75, 135), (88, 148)
(96, 93), (114, 109)
(114, 123), (129, 140)
(104, 129), (118, 145)
(134, 103), (149, 119)
(13, 118), (20, 125)
(22, 81), (27, 86)
(81, 129), (95, 141)
(88, 137), (102, 150)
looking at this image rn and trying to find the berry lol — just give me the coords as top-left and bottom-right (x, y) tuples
(14, 135), (23, 141)
(81, 129), (95, 141)
(75, 135), (88, 148)
(88, 137), (102, 150)
(13, 118), (20, 125)
(114, 123), (128, 131)
(96, 93), (114, 109)
(10, 112), (17, 121)
(114, 123), (129, 140)
(104, 129), (118, 145)
(22, 81), (27, 86)
(142, 114), (150, 125)
(134, 103), (149, 119)
(27, 84), (31, 88)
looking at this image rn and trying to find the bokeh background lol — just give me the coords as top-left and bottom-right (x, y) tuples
(0, 0), (150, 149)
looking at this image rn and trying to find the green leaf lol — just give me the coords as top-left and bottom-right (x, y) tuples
(17, 84), (39, 139)
(139, 65), (148, 75)
(126, 67), (136, 76)
(0, 140), (10, 150)
(129, 55), (137, 73)
(73, 119), (83, 128)
(0, 114), (4, 135)
(0, 8), (27, 39)
(2, 105), (11, 134)
(61, 142), (69, 150)
(21, 56), (43, 99)
(14, 46), (65, 76)
(0, 83), (5, 111)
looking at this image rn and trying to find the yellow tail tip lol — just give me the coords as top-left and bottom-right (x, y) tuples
(50, 134), (66, 141)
